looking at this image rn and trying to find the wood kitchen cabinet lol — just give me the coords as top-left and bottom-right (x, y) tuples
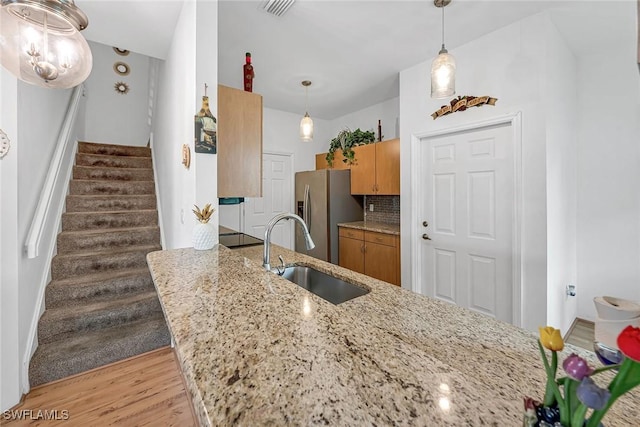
(350, 138), (400, 195)
(315, 149), (349, 170)
(217, 84), (262, 197)
(338, 227), (400, 286)
(338, 228), (365, 274)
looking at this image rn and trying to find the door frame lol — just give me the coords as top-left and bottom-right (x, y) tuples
(409, 112), (523, 327)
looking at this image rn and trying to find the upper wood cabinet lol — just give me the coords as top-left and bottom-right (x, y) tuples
(217, 85), (262, 197)
(315, 149), (349, 170)
(350, 138), (400, 195)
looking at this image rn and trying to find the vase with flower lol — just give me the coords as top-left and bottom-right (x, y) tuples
(525, 325), (640, 426)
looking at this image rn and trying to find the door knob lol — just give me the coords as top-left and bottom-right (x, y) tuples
(422, 233), (431, 240)
(422, 221), (429, 227)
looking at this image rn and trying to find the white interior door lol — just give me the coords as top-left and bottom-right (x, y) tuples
(244, 152), (294, 249)
(419, 123), (514, 323)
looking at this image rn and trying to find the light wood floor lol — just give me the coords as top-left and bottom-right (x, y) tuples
(565, 318), (595, 351)
(2, 347), (196, 426)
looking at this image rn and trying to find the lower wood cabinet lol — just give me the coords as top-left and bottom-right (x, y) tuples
(338, 227), (400, 286)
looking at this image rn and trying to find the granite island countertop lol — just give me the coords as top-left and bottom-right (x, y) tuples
(147, 245), (639, 426)
(337, 220), (400, 235)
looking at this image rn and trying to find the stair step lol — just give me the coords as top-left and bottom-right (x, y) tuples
(46, 268), (155, 308)
(69, 179), (156, 196)
(76, 153), (152, 169)
(66, 195), (157, 212)
(78, 142), (151, 158)
(37, 290), (162, 345)
(29, 313), (170, 387)
(29, 140), (170, 388)
(73, 165), (154, 182)
(51, 244), (161, 280)
(57, 226), (161, 254)
(62, 210), (158, 231)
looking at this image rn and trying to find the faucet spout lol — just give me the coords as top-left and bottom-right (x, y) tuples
(263, 213), (315, 270)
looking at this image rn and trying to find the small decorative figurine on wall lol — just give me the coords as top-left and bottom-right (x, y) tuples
(243, 52), (255, 92)
(194, 83), (217, 154)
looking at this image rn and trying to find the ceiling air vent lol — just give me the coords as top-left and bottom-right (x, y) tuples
(260, 0), (295, 17)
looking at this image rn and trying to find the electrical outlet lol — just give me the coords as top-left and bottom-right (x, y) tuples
(566, 283), (576, 297)
(369, 204), (374, 212)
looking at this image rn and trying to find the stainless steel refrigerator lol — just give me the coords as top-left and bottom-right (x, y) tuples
(295, 169), (363, 264)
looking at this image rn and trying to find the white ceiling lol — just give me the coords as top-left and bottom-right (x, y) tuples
(76, 0), (637, 120)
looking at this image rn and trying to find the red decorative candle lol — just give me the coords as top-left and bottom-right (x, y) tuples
(243, 52), (254, 92)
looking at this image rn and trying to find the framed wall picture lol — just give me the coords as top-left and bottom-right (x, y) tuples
(194, 95), (217, 154)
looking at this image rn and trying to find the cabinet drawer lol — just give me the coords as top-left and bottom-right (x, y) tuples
(339, 227), (364, 240)
(365, 231), (396, 247)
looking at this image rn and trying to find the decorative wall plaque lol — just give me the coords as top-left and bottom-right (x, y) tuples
(113, 62), (130, 76)
(114, 81), (130, 95)
(113, 47), (130, 56)
(182, 144), (191, 168)
(0, 129), (10, 159)
(431, 95), (498, 120)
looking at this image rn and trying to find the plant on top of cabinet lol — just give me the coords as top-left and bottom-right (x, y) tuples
(326, 127), (376, 167)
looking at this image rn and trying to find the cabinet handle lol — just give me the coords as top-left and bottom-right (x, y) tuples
(422, 233), (431, 240)
(360, 244), (365, 253)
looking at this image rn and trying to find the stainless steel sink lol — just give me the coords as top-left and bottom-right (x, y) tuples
(280, 265), (369, 305)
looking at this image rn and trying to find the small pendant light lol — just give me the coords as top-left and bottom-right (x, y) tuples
(431, 0), (456, 99)
(300, 80), (313, 142)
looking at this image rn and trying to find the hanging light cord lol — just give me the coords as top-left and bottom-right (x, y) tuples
(441, 4), (445, 49)
(304, 85), (309, 114)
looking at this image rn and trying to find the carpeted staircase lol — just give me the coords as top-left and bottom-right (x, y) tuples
(29, 142), (171, 387)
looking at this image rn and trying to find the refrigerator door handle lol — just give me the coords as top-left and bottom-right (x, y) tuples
(303, 184), (311, 229)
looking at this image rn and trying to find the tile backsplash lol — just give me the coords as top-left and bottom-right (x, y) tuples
(364, 195), (400, 225)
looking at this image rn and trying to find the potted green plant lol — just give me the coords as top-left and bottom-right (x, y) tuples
(326, 127), (376, 167)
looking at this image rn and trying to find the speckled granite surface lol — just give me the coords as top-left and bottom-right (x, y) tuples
(147, 245), (639, 427)
(337, 220), (400, 235)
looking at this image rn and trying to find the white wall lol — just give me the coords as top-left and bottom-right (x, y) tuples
(544, 22), (578, 335)
(400, 13), (550, 331)
(264, 107), (332, 173)
(0, 70), (21, 411)
(152, 0), (197, 249)
(328, 96), (399, 142)
(576, 45), (640, 321)
(195, 0), (219, 236)
(83, 41), (151, 146)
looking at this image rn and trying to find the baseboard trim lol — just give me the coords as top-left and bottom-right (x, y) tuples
(6, 393), (27, 412)
(564, 317), (595, 341)
(564, 317), (579, 340)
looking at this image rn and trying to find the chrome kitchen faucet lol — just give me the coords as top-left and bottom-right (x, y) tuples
(263, 213), (315, 271)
